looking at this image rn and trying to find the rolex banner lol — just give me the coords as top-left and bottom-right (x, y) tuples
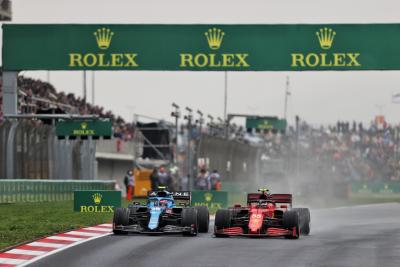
(4, 24), (400, 71)
(191, 191), (228, 209)
(74, 190), (121, 212)
(351, 181), (400, 197)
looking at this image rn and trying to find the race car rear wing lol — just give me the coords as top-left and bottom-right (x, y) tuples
(171, 191), (191, 202)
(247, 193), (292, 205)
(147, 191), (192, 205)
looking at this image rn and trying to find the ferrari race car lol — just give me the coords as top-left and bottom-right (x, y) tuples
(214, 188), (310, 239)
(113, 188), (209, 236)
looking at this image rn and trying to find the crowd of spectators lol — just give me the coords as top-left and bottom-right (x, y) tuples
(0, 74), (135, 140)
(275, 121), (399, 183)
(1, 75), (399, 183)
(204, 118), (400, 183)
(292, 121), (400, 182)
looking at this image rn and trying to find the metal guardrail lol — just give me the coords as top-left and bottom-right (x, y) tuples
(0, 179), (116, 203)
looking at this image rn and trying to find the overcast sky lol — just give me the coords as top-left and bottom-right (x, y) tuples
(4, 0), (400, 126)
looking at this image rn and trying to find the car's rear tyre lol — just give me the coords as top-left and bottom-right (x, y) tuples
(181, 208), (198, 236)
(195, 206), (210, 233)
(292, 208), (310, 235)
(113, 208), (130, 235)
(214, 209), (232, 237)
(301, 222), (310, 235)
(283, 210), (300, 239)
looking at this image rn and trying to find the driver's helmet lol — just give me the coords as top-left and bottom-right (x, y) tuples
(266, 202), (275, 209)
(159, 199), (169, 207)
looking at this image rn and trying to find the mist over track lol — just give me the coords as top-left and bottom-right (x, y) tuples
(28, 203), (400, 267)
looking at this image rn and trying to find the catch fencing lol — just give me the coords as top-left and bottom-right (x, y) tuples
(0, 179), (116, 203)
(0, 120), (96, 180)
(197, 135), (263, 193)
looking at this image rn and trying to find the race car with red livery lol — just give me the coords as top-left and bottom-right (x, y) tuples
(214, 188), (310, 239)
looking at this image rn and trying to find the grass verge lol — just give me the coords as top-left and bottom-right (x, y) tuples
(0, 201), (115, 251)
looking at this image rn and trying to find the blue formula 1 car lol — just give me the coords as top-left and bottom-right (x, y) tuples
(113, 189), (209, 236)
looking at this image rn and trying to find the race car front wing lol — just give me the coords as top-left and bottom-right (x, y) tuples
(114, 224), (194, 234)
(214, 226), (295, 237)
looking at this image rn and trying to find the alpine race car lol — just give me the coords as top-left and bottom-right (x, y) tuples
(214, 188), (310, 239)
(113, 189), (209, 236)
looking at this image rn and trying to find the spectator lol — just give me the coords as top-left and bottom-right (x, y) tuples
(150, 167), (159, 191)
(196, 169), (208, 190)
(123, 170), (130, 196)
(157, 166), (171, 188)
(208, 169), (221, 191)
(125, 170), (135, 200)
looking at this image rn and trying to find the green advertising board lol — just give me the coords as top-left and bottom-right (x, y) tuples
(246, 117), (287, 131)
(56, 120), (112, 138)
(74, 190), (121, 212)
(351, 181), (400, 197)
(4, 24), (400, 71)
(191, 191), (228, 210)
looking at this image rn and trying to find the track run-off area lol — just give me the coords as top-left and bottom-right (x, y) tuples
(21, 203), (400, 267)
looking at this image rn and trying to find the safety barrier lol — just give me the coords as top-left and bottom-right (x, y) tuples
(0, 179), (116, 203)
(350, 181), (400, 198)
(191, 190), (228, 210)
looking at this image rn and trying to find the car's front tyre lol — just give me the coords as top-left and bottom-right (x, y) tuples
(181, 208), (198, 236)
(113, 208), (130, 235)
(195, 206), (210, 233)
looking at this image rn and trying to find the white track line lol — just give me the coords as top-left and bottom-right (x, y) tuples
(28, 242), (65, 248)
(0, 257), (28, 265)
(5, 249), (47, 256)
(47, 236), (85, 242)
(66, 231), (102, 237)
(98, 224), (112, 227)
(19, 233), (111, 267)
(83, 227), (112, 232)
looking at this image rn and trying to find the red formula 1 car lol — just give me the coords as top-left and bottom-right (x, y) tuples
(214, 189), (310, 239)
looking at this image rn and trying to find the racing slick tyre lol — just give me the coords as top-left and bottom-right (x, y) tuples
(195, 206), (210, 233)
(301, 222), (310, 236)
(181, 208), (198, 236)
(113, 208), (130, 235)
(214, 209), (232, 237)
(283, 210), (300, 239)
(292, 208), (310, 235)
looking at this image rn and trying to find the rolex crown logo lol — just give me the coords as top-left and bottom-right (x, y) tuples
(204, 192), (213, 202)
(92, 193), (102, 205)
(205, 28), (225, 50)
(94, 28), (114, 50)
(81, 122), (88, 130)
(316, 27), (336, 50)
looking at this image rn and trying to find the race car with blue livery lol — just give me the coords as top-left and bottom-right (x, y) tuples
(113, 188), (209, 236)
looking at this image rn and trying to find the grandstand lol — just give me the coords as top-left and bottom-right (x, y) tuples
(0, 73), (135, 140)
(1, 73), (399, 184)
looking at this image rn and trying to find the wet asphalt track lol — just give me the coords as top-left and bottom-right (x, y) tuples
(29, 203), (400, 267)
